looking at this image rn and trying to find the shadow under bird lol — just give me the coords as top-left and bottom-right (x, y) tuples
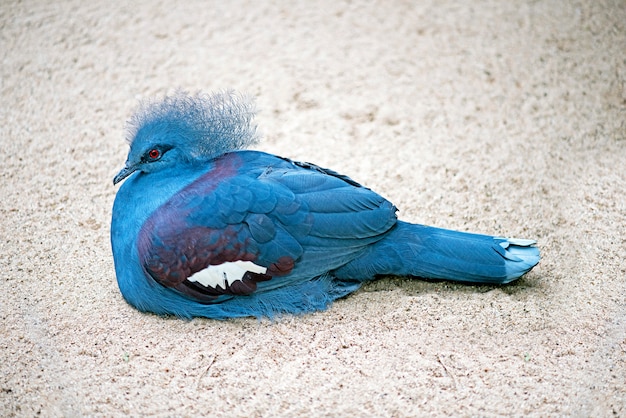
(111, 91), (540, 319)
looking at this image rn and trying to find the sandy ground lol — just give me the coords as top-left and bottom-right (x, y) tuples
(2, 1), (625, 416)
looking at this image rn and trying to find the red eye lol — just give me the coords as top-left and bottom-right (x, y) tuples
(148, 149), (160, 160)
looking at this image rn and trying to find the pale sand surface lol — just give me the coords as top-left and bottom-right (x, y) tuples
(2, 1), (625, 416)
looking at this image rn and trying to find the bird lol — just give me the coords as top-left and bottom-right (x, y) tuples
(111, 90), (540, 320)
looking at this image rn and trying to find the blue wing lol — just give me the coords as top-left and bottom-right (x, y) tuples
(137, 151), (397, 303)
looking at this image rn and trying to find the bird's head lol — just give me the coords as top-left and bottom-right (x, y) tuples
(113, 90), (259, 185)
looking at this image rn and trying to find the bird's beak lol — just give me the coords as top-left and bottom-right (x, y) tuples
(113, 164), (137, 185)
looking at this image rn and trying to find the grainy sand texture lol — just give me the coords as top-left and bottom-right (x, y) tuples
(2, 1), (625, 416)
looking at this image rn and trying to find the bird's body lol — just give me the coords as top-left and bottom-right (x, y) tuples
(111, 91), (540, 319)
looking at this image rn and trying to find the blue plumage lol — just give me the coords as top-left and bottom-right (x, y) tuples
(111, 91), (540, 319)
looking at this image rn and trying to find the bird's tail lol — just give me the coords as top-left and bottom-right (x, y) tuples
(334, 221), (540, 284)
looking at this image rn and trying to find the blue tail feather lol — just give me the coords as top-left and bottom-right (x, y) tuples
(334, 221), (540, 284)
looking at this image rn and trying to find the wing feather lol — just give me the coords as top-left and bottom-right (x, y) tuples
(139, 151), (397, 301)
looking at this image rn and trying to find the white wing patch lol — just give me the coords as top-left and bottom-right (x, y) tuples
(187, 260), (268, 289)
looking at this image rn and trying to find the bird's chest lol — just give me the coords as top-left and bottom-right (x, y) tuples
(111, 168), (209, 252)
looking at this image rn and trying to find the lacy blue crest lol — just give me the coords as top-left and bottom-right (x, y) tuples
(126, 90), (259, 162)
